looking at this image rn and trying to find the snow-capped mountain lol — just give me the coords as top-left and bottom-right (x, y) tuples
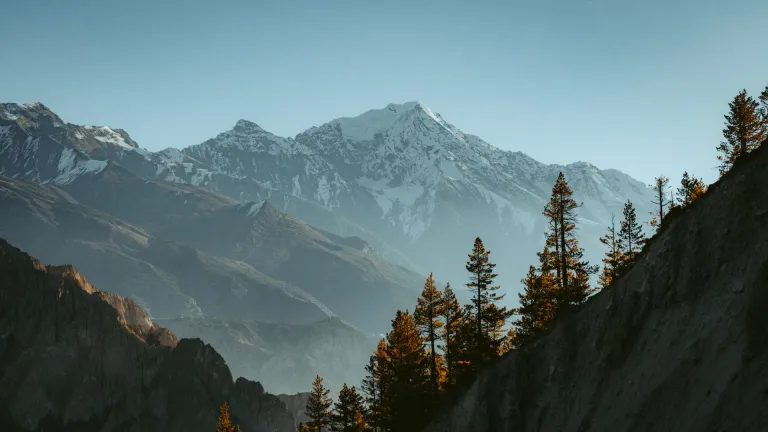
(0, 101), (655, 296)
(163, 101), (655, 291)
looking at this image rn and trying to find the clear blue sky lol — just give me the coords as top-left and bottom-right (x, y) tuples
(2, 0), (767, 186)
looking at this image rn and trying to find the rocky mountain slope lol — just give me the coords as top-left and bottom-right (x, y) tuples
(0, 101), (654, 295)
(158, 316), (377, 395)
(0, 239), (297, 432)
(421, 144), (768, 431)
(56, 163), (422, 333)
(0, 176), (332, 323)
(0, 173), (397, 390)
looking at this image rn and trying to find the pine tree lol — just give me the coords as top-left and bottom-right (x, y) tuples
(413, 272), (444, 396)
(617, 200), (646, 276)
(360, 352), (381, 431)
(760, 85), (768, 121)
(598, 215), (624, 288)
(512, 265), (555, 346)
(363, 339), (389, 431)
(677, 171), (706, 206)
(380, 310), (429, 432)
(649, 176), (672, 228)
(451, 305), (479, 386)
(330, 384), (367, 432)
(216, 401), (241, 432)
(542, 172), (598, 310)
(306, 375), (333, 432)
(439, 283), (463, 388)
(717, 89), (767, 175)
(465, 237), (510, 361)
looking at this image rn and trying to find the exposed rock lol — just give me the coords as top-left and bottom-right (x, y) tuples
(0, 239), (297, 432)
(158, 316), (377, 395)
(277, 393), (310, 424)
(422, 146), (768, 431)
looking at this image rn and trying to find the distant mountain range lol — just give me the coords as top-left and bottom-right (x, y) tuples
(0, 101), (654, 293)
(0, 100), (655, 396)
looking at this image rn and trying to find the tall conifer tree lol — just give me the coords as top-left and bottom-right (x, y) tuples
(360, 349), (383, 431)
(330, 384), (367, 432)
(380, 310), (429, 432)
(598, 215), (624, 288)
(717, 89), (767, 175)
(513, 265), (554, 346)
(649, 175), (672, 228)
(617, 200), (646, 275)
(542, 172), (598, 310)
(413, 273), (444, 396)
(465, 237), (510, 360)
(306, 376), (333, 432)
(439, 283), (463, 388)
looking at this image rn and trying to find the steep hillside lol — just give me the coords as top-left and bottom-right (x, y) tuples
(0, 239), (296, 432)
(158, 316), (377, 395)
(0, 176), (332, 324)
(422, 145), (768, 431)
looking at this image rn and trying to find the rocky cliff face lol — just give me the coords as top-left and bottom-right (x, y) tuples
(0, 239), (297, 432)
(157, 316), (377, 395)
(422, 145), (768, 431)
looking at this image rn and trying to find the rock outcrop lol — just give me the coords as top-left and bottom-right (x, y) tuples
(422, 145), (768, 431)
(0, 239), (296, 432)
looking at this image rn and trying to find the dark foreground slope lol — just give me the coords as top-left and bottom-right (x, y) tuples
(0, 239), (296, 432)
(423, 146), (768, 432)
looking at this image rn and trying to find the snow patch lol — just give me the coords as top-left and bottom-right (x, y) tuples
(52, 148), (107, 185)
(292, 175), (302, 197)
(91, 126), (134, 149)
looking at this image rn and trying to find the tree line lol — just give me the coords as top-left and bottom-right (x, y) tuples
(215, 83), (767, 432)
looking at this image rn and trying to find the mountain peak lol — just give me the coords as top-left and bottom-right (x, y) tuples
(233, 119), (266, 133)
(0, 101), (64, 126)
(331, 101), (440, 142)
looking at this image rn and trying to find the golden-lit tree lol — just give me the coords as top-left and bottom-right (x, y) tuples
(677, 171), (706, 206)
(598, 215), (625, 288)
(216, 401), (241, 432)
(306, 375), (333, 432)
(512, 265), (554, 346)
(439, 283), (464, 387)
(380, 310), (429, 432)
(413, 273), (444, 396)
(717, 89), (767, 175)
(330, 384), (367, 432)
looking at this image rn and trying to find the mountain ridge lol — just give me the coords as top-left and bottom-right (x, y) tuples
(0, 238), (297, 432)
(0, 100), (655, 297)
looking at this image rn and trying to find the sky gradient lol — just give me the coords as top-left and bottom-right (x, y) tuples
(2, 0), (767, 186)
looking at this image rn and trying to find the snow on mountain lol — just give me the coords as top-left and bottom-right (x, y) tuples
(0, 100), (656, 296)
(171, 101), (655, 292)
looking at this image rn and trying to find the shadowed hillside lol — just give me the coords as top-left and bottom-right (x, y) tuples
(421, 143), (768, 431)
(0, 239), (297, 432)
